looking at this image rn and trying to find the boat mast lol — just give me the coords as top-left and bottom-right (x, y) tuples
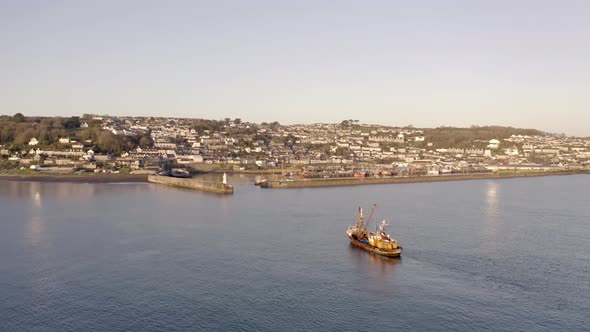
(357, 207), (364, 229)
(363, 203), (377, 232)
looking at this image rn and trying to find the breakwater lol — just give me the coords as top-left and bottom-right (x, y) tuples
(260, 170), (587, 189)
(0, 173), (148, 183)
(147, 175), (234, 194)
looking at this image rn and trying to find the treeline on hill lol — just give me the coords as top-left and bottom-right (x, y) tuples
(0, 114), (152, 154)
(190, 118), (259, 136)
(424, 126), (546, 148)
(1, 113), (552, 154)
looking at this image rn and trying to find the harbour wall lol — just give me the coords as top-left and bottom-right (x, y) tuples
(260, 170), (587, 189)
(147, 175), (234, 194)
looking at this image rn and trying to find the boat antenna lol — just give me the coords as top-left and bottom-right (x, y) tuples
(363, 203), (377, 232)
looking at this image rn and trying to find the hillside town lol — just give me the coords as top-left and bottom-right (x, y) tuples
(1, 115), (589, 177)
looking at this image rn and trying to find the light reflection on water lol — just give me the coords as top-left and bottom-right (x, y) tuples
(26, 216), (44, 248)
(25, 184), (53, 309)
(484, 181), (499, 243)
(26, 182), (44, 247)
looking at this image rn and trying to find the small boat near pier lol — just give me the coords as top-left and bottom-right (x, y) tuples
(254, 176), (268, 186)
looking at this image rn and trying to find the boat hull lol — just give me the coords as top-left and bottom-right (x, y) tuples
(347, 234), (402, 257)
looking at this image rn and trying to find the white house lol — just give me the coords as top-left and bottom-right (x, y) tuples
(392, 162), (409, 168)
(59, 137), (71, 144)
(504, 146), (520, 156)
(177, 154), (204, 164)
(28, 138), (39, 146)
(81, 149), (95, 161)
(487, 139), (500, 149)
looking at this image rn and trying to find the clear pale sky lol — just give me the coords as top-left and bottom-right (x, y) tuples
(1, 1), (589, 135)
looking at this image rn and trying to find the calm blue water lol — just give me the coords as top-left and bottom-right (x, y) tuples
(1, 175), (589, 331)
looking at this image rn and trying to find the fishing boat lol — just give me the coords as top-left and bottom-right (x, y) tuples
(254, 176), (268, 186)
(170, 168), (191, 178)
(346, 204), (402, 257)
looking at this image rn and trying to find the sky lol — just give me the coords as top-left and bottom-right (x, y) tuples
(1, 0), (589, 136)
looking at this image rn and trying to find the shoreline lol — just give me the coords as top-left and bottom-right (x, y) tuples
(261, 170), (589, 189)
(0, 173), (149, 183)
(1, 169), (588, 186)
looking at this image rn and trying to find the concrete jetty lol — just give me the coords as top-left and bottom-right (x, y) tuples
(148, 175), (234, 194)
(260, 170), (586, 189)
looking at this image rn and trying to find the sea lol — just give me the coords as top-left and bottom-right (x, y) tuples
(1, 174), (589, 331)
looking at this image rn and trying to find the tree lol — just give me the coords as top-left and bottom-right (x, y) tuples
(13, 127), (36, 146)
(78, 128), (99, 142)
(63, 116), (81, 129)
(139, 136), (153, 148)
(270, 121), (280, 130)
(13, 113), (25, 123)
(39, 129), (52, 144)
(97, 132), (123, 154)
(334, 147), (351, 157)
(0, 125), (16, 144)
